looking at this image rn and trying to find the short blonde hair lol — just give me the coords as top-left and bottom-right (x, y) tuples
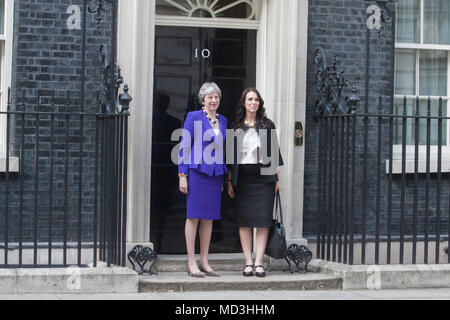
(198, 82), (222, 103)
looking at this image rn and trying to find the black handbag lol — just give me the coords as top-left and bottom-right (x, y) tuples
(265, 193), (288, 259)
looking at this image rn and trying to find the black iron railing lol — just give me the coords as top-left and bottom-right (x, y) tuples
(0, 87), (130, 268)
(315, 94), (450, 265)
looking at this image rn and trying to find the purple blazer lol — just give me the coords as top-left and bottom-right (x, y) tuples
(178, 110), (228, 177)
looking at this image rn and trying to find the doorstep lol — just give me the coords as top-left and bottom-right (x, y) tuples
(139, 271), (343, 293)
(155, 254), (263, 273)
(137, 254), (342, 292)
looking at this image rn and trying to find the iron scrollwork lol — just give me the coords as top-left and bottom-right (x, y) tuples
(127, 245), (158, 276)
(313, 47), (349, 117)
(98, 44), (127, 114)
(313, 47), (360, 117)
(88, 0), (109, 28)
(284, 244), (313, 274)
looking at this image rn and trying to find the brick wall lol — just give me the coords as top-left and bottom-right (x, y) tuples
(303, 0), (449, 241)
(0, 0), (116, 243)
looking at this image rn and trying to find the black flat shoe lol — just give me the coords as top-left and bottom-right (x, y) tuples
(243, 265), (254, 277)
(254, 265), (266, 278)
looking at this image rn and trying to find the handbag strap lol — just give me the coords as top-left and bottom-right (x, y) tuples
(274, 192), (284, 225)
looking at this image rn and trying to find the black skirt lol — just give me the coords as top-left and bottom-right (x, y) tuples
(234, 164), (276, 228)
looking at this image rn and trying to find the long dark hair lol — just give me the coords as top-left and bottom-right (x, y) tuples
(234, 88), (269, 129)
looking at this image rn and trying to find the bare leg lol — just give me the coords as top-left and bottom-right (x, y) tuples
(239, 227), (254, 272)
(254, 227), (270, 272)
(199, 220), (214, 272)
(185, 218), (201, 273)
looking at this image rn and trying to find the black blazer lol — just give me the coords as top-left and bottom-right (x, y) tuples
(228, 118), (284, 187)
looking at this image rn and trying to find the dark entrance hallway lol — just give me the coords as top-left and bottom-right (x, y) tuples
(150, 26), (257, 254)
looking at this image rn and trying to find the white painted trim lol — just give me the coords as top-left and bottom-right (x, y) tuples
(0, 157), (19, 173)
(155, 16), (260, 29)
(396, 43), (450, 51)
(156, 0), (260, 21)
(293, 0), (309, 240)
(259, 0), (300, 241)
(386, 159), (450, 174)
(393, 145), (450, 158)
(256, 0), (267, 93)
(394, 95), (449, 99)
(0, 0), (14, 159)
(118, 0), (156, 243)
(389, 145), (450, 174)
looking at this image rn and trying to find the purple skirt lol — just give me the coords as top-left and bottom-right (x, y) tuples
(187, 170), (223, 220)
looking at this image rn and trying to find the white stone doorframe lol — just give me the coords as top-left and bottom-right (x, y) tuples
(117, 0), (309, 247)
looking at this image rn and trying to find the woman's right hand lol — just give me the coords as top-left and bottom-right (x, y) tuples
(179, 177), (188, 195)
(227, 183), (235, 199)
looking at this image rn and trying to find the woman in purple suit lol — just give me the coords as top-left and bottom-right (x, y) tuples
(178, 82), (228, 278)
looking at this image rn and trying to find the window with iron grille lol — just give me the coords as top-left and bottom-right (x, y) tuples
(394, 0), (450, 148)
(0, 0), (13, 163)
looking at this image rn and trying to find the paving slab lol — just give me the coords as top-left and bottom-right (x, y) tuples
(0, 288), (450, 300)
(0, 267), (139, 294)
(309, 259), (450, 290)
(0, 269), (18, 294)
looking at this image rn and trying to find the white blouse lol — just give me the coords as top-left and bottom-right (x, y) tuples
(239, 128), (262, 164)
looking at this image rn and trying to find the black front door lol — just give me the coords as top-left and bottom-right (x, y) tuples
(151, 26), (257, 254)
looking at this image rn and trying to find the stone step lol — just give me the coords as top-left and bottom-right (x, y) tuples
(139, 271), (342, 292)
(155, 254), (270, 272)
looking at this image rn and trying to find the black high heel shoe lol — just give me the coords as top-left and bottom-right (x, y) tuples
(254, 265), (266, 278)
(243, 265), (254, 277)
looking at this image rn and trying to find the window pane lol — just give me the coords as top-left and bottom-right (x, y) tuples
(418, 99), (448, 145)
(0, 0), (4, 35)
(394, 98), (448, 146)
(395, 49), (416, 95)
(396, 0), (420, 43)
(424, 0), (450, 45)
(394, 98), (415, 145)
(156, 0), (190, 16)
(419, 50), (447, 97)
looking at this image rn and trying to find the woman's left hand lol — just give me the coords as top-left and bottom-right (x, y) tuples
(275, 181), (282, 194)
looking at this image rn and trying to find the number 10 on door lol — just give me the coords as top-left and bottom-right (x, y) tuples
(195, 48), (211, 59)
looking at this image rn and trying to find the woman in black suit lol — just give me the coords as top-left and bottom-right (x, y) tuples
(227, 88), (283, 278)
